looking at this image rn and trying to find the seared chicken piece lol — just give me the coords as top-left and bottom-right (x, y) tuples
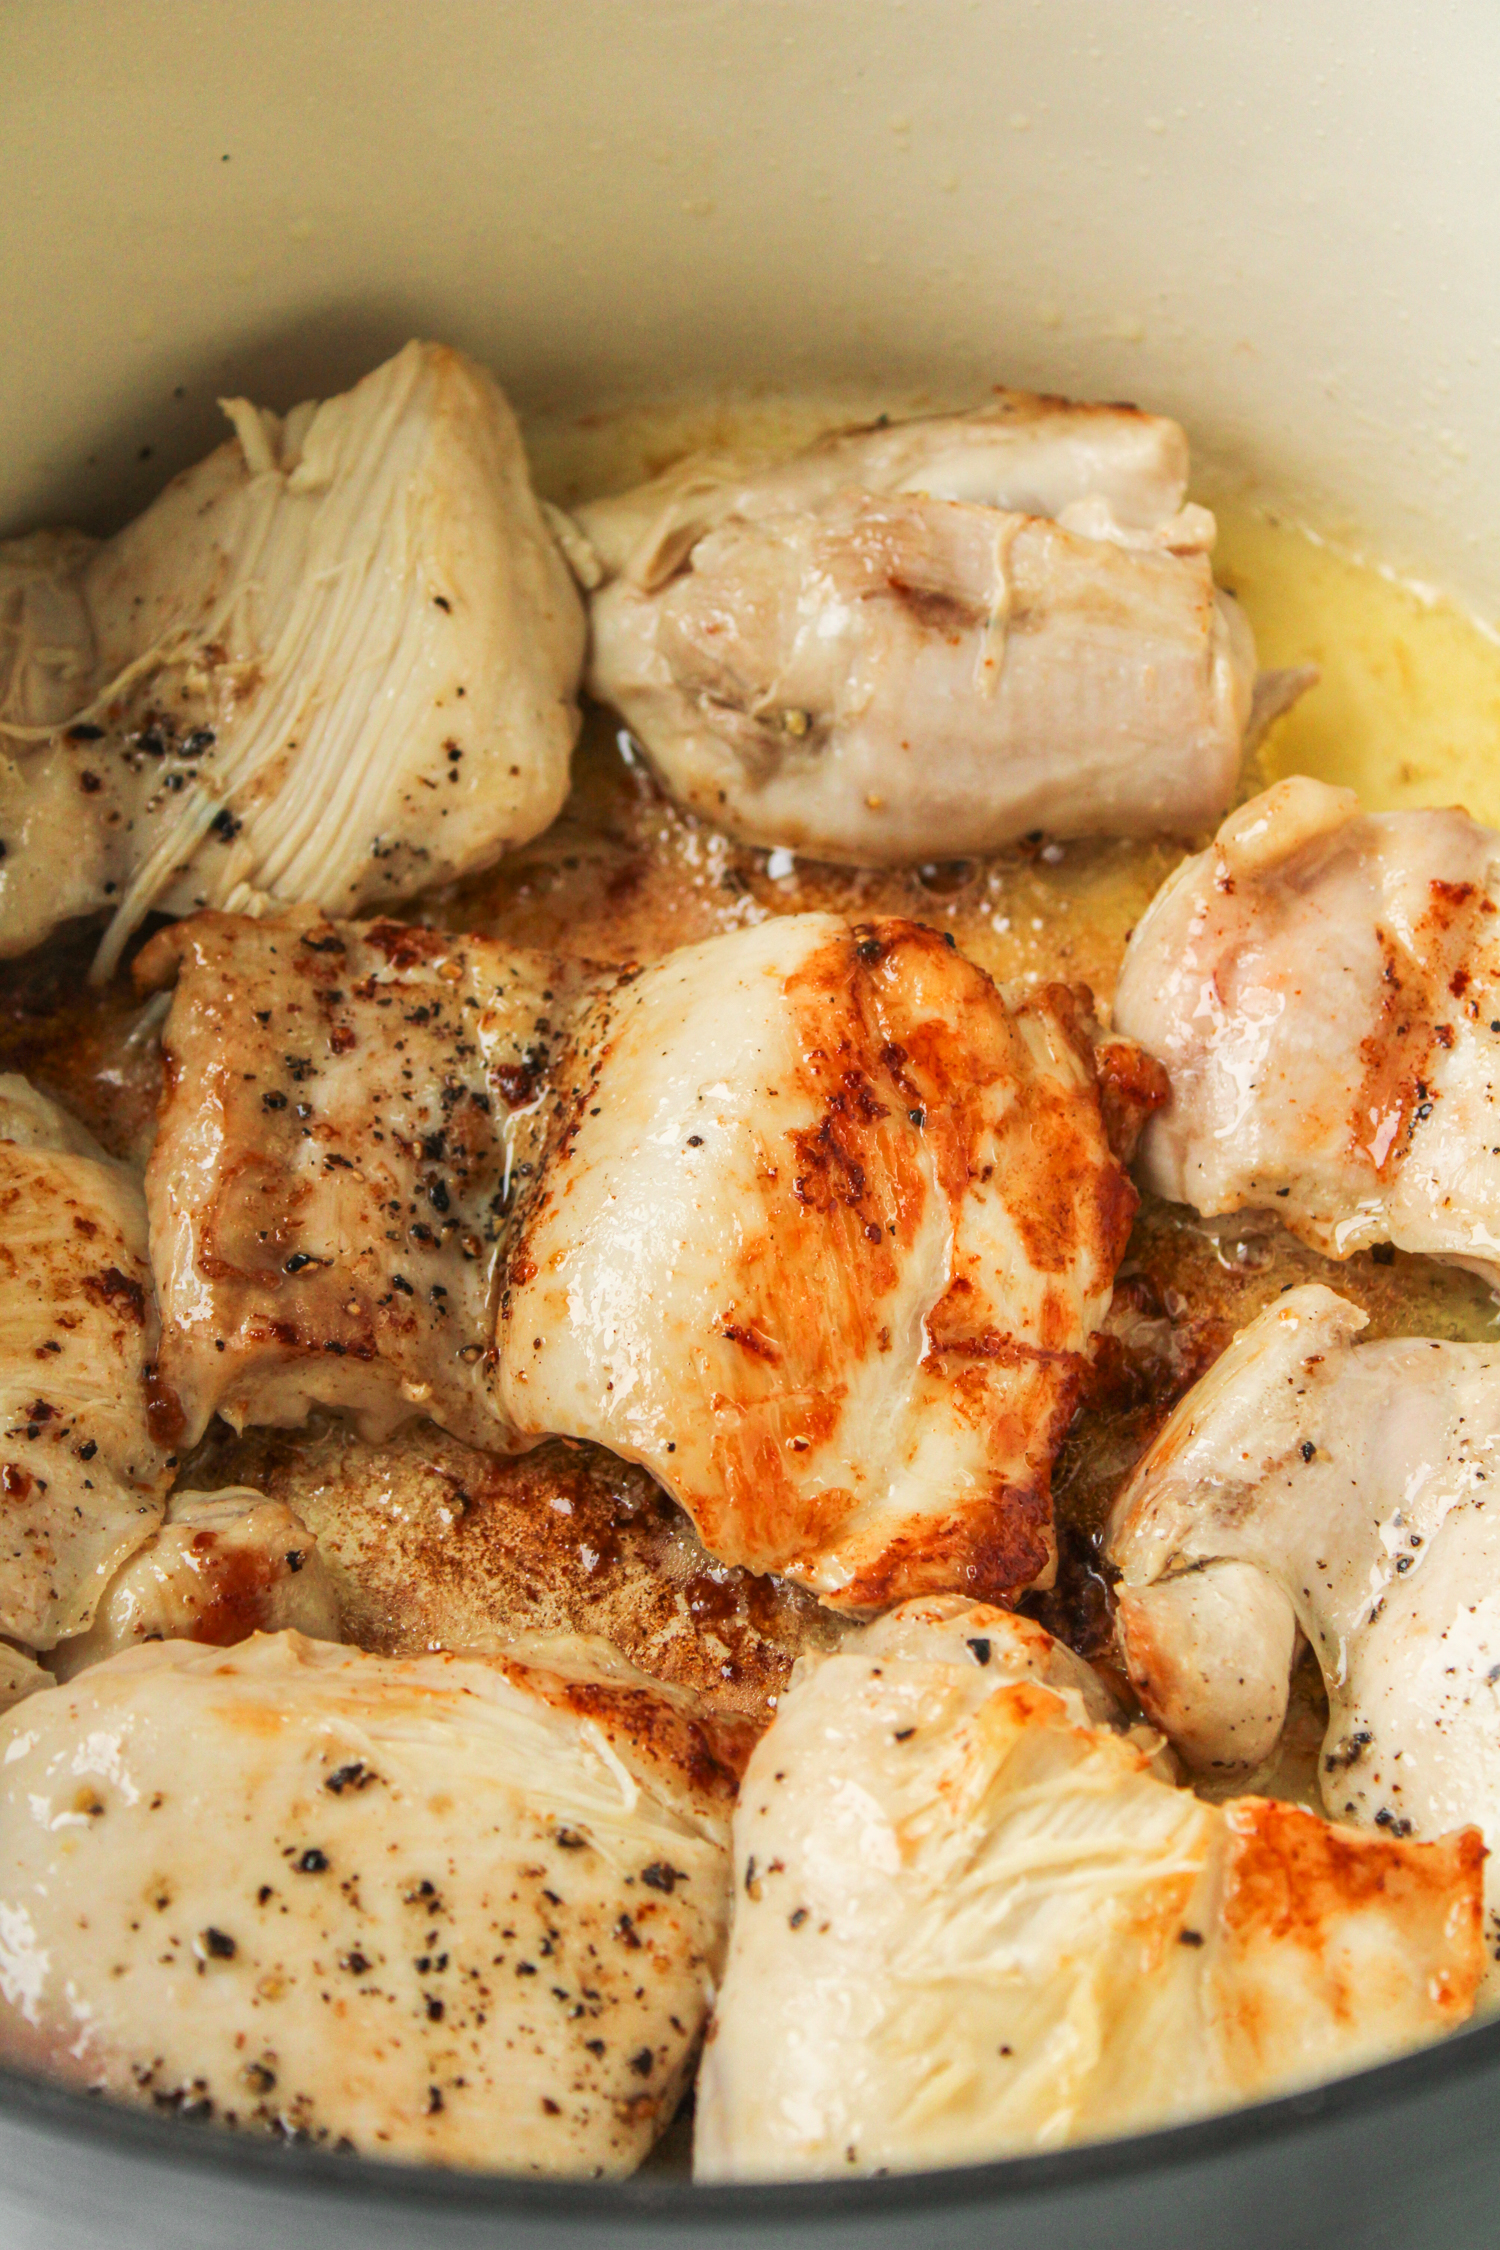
(499, 913), (1161, 1608)
(577, 395), (1272, 865)
(189, 1419), (845, 1725)
(1108, 1282), (1500, 1970)
(138, 910), (586, 1452)
(0, 1630), (745, 2171)
(147, 905), (1157, 1606)
(1115, 777), (1500, 1284)
(0, 342), (584, 977)
(50, 1487), (340, 1681)
(694, 1599), (1483, 2180)
(0, 1073), (171, 1648)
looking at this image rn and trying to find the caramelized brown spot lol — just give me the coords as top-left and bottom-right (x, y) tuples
(144, 1368), (185, 1446)
(493, 1061), (538, 1109)
(360, 920), (454, 971)
(81, 1267), (147, 1325)
(1221, 1797), (1485, 2015)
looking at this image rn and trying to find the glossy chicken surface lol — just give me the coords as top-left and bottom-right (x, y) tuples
(499, 912), (1160, 1607)
(695, 1600), (1483, 2180)
(50, 1487), (340, 1681)
(139, 909), (584, 1452)
(1115, 777), (1500, 1284)
(0, 1074), (171, 1649)
(0, 343), (584, 977)
(577, 395), (1265, 865)
(1109, 1282), (1500, 1977)
(0, 1631), (745, 2170)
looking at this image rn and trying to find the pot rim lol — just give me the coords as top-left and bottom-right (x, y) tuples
(5, 2005), (1498, 2218)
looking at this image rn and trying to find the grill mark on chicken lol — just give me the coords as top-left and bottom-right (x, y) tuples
(1352, 927), (1432, 1175)
(520, 1664), (755, 1804)
(80, 1266), (148, 1322)
(1220, 1795), (1485, 1956)
(181, 1530), (305, 1646)
(1091, 1034), (1171, 1163)
(50, 1488), (341, 1679)
(883, 577), (984, 637)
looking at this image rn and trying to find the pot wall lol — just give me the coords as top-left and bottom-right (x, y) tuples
(5, 0), (1499, 609)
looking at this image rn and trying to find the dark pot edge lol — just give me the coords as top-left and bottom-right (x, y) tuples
(4, 2005), (1499, 2221)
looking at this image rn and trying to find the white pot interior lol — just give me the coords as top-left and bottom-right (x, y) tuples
(6, 0), (1498, 614)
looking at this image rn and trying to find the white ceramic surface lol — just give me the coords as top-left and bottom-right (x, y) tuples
(4, 0), (1498, 613)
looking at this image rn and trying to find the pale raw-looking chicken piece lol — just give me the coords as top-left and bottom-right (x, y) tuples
(138, 910), (586, 1453)
(694, 1599), (1483, 2181)
(50, 1487), (340, 1681)
(499, 912), (1163, 1608)
(1114, 776), (1500, 1284)
(575, 394), (1296, 866)
(0, 1630), (746, 2171)
(1108, 1281), (1500, 1977)
(0, 342), (584, 978)
(0, 1073), (172, 1649)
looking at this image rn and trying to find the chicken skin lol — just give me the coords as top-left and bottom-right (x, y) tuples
(0, 343), (584, 977)
(0, 1631), (745, 2171)
(695, 1600), (1481, 2179)
(1108, 1281), (1500, 1979)
(576, 394), (1276, 865)
(1114, 776), (1500, 1285)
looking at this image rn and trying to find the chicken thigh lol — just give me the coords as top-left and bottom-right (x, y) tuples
(0, 342), (584, 977)
(1114, 776), (1500, 1284)
(138, 910), (586, 1452)
(1108, 1281), (1500, 1972)
(0, 1631), (744, 2171)
(576, 395), (1275, 864)
(500, 912), (1160, 1607)
(694, 1599), (1481, 2179)
(0, 1074), (171, 1649)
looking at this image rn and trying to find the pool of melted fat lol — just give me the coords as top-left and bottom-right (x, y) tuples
(5, 388), (1500, 1802)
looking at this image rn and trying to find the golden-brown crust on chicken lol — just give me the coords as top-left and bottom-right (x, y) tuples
(500, 913), (1146, 1608)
